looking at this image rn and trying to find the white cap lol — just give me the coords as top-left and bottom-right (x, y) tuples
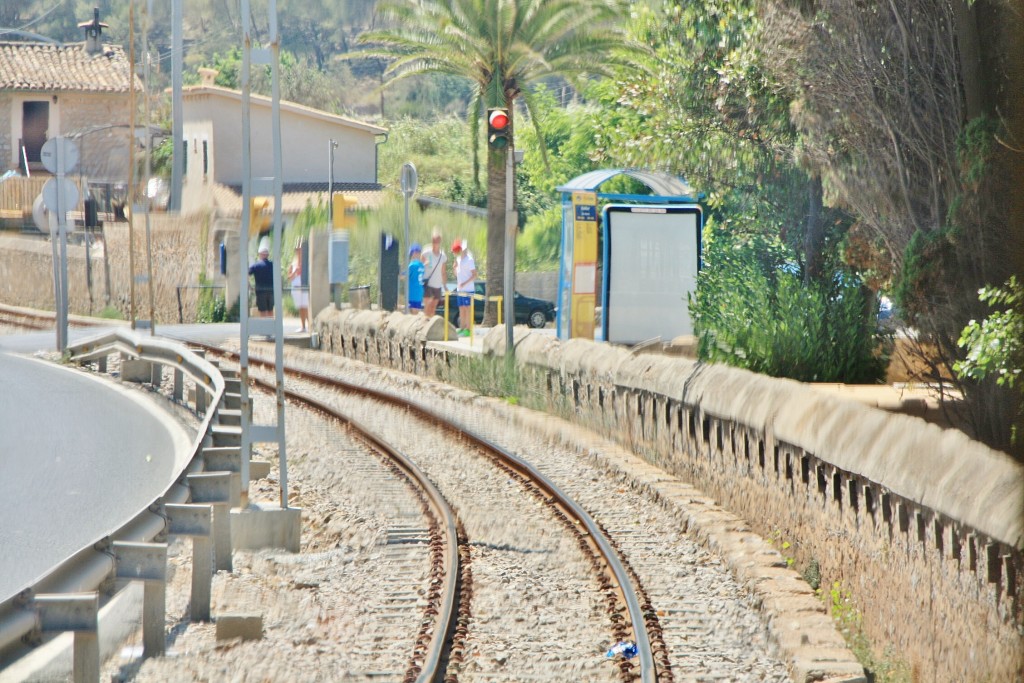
(258, 236), (270, 254)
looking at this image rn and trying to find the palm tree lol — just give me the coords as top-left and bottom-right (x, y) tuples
(358, 0), (636, 325)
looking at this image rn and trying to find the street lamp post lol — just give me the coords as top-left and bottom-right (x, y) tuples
(327, 139), (338, 224)
(328, 139), (338, 306)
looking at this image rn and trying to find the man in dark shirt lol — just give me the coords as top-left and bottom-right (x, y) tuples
(248, 243), (274, 317)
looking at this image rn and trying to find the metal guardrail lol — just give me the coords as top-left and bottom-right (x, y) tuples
(0, 330), (225, 676)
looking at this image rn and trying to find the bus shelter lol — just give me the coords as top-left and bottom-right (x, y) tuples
(555, 169), (701, 342)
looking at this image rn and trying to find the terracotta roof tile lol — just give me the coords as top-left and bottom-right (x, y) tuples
(0, 41), (139, 92)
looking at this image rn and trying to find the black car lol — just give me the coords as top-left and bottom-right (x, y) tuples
(441, 282), (555, 329)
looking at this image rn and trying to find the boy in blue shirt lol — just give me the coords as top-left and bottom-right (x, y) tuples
(408, 243), (425, 314)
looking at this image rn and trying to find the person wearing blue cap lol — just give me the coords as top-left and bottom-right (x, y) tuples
(408, 242), (424, 314)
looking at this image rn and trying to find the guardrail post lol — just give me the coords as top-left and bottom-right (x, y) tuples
(34, 593), (100, 683)
(173, 367), (184, 402)
(203, 446), (244, 507)
(166, 503), (214, 621)
(195, 384), (208, 414)
(112, 541), (168, 657)
(188, 472), (234, 571)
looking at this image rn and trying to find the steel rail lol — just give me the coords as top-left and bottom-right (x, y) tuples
(0, 330), (224, 661)
(0, 303), (113, 331)
(205, 344), (657, 682)
(251, 376), (460, 683)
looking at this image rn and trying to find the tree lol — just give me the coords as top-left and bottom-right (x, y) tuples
(356, 0), (638, 324)
(955, 277), (1024, 447)
(759, 0), (1024, 453)
(606, 0), (849, 287)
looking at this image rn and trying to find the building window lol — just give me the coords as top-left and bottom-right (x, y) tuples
(182, 140), (188, 175)
(202, 140), (209, 177)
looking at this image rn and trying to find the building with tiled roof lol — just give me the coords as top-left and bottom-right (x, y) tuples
(0, 9), (139, 181)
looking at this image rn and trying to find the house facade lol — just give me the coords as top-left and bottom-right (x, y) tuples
(0, 10), (137, 182)
(180, 81), (388, 217)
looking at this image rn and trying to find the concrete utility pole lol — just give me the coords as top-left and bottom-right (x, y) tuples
(170, 0), (183, 211)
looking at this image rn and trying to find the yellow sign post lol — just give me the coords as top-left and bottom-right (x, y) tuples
(571, 191), (598, 339)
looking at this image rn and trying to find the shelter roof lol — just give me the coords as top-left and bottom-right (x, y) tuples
(556, 169), (695, 199)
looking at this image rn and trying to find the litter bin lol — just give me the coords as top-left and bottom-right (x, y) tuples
(349, 285), (370, 310)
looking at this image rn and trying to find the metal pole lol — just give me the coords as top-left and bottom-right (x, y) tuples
(328, 139), (336, 224)
(127, 0), (137, 329)
(503, 143), (515, 361)
(268, 0), (288, 509)
(328, 139), (337, 305)
(403, 190), (410, 313)
(57, 179), (68, 351)
(143, 0), (157, 334)
(170, 0), (183, 211)
(47, 211), (60, 350)
(238, 0), (253, 500)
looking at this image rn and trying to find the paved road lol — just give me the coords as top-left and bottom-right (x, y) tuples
(0, 349), (193, 601)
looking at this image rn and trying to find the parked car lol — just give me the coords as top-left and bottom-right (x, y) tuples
(440, 282), (555, 329)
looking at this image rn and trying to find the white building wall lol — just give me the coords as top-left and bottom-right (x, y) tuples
(183, 90), (379, 188)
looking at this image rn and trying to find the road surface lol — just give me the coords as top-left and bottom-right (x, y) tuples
(0, 349), (192, 601)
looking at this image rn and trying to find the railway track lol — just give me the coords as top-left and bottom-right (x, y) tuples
(240, 344), (792, 681)
(206, 342), (665, 682)
(0, 305), (53, 331)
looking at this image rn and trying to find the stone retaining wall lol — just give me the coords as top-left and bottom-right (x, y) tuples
(313, 306), (1024, 682)
(0, 214), (210, 323)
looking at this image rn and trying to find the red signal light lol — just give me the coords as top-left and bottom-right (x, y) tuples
(489, 109), (509, 130)
(487, 107), (510, 149)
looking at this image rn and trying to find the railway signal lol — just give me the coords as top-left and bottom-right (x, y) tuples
(488, 107), (510, 149)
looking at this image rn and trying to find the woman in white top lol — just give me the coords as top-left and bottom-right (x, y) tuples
(422, 230), (447, 317)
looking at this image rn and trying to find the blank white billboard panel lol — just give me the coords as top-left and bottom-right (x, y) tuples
(603, 205), (702, 345)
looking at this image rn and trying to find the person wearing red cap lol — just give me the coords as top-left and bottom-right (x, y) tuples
(451, 238), (476, 336)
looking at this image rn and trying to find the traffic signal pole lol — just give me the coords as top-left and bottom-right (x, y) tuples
(504, 136), (516, 362)
(486, 106), (517, 358)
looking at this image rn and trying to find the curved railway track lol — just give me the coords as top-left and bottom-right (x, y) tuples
(1, 308), (792, 682)
(208, 343), (666, 683)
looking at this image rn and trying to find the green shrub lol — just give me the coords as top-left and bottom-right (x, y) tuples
(98, 305), (123, 320)
(692, 235), (888, 384)
(195, 275), (238, 323)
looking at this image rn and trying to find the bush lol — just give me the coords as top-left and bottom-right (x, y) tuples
(692, 235), (888, 384)
(98, 305), (123, 320)
(196, 275), (238, 323)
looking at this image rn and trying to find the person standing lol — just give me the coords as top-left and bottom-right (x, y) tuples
(422, 230), (447, 318)
(248, 237), (274, 318)
(407, 243), (425, 314)
(287, 246), (308, 331)
(451, 238), (476, 336)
